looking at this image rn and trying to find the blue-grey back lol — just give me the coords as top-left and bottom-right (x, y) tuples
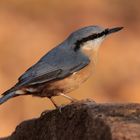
(18, 42), (90, 87)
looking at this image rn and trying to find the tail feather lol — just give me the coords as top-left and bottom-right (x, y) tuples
(0, 91), (17, 105)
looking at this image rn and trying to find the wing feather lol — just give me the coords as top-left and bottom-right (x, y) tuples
(15, 48), (90, 88)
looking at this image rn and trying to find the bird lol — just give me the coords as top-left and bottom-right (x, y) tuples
(0, 25), (123, 107)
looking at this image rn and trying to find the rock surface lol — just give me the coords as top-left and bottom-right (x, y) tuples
(1, 100), (140, 140)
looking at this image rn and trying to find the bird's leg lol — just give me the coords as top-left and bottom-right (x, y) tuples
(49, 97), (58, 108)
(41, 97), (57, 116)
(58, 93), (78, 102)
(50, 97), (64, 113)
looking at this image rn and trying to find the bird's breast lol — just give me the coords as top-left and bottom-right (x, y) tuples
(31, 60), (96, 98)
(25, 58), (97, 98)
(47, 60), (95, 94)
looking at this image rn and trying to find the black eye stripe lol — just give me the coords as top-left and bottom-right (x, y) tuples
(74, 29), (109, 51)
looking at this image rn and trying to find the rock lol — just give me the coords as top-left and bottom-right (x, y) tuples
(2, 99), (140, 140)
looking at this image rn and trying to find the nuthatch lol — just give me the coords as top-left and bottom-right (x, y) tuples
(0, 25), (123, 107)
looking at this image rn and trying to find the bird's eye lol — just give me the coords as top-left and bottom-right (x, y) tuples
(73, 29), (108, 52)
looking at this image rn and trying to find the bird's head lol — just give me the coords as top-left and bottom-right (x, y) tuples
(67, 25), (123, 57)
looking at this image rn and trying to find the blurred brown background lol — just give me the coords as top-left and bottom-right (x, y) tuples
(0, 0), (140, 137)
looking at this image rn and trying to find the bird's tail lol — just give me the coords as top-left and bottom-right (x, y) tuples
(0, 91), (17, 105)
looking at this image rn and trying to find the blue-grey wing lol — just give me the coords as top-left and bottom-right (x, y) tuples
(17, 47), (90, 87)
(18, 62), (62, 85)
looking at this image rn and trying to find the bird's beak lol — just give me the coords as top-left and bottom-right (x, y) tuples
(107, 27), (123, 35)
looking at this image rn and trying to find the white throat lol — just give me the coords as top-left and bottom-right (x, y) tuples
(80, 37), (104, 61)
(82, 37), (104, 51)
